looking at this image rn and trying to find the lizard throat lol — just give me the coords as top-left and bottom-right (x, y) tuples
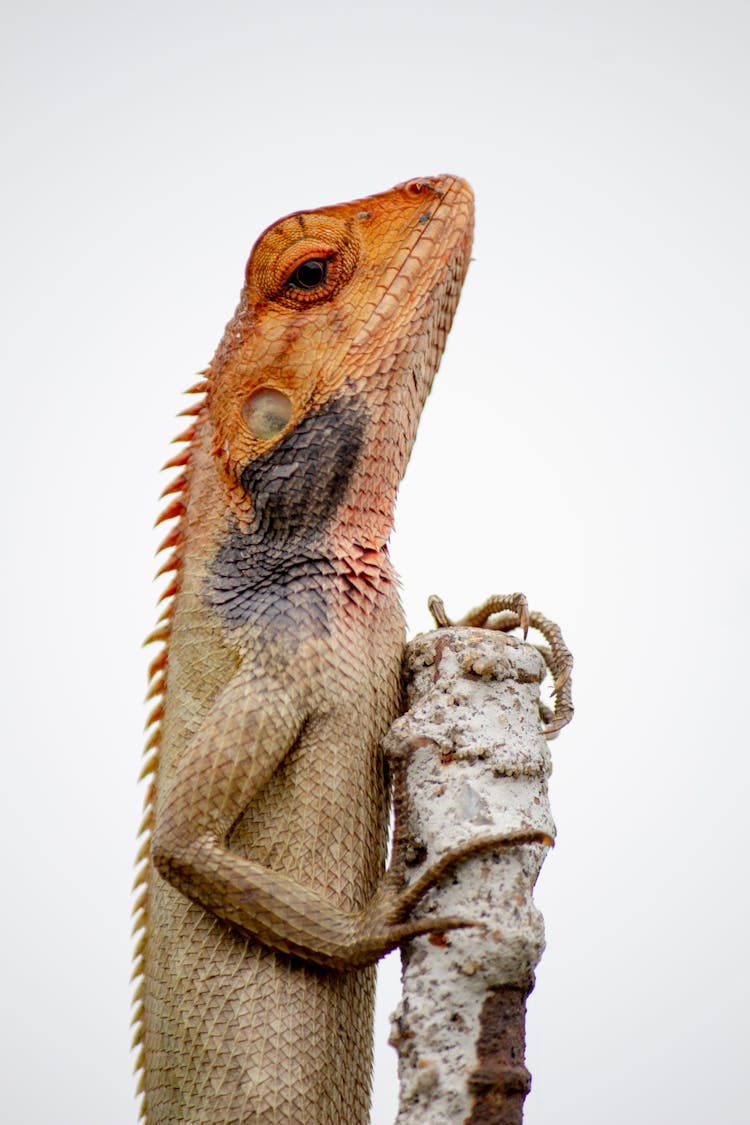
(206, 389), (402, 635)
(237, 391), (368, 542)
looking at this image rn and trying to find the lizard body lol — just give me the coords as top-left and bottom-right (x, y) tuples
(133, 176), (475, 1124)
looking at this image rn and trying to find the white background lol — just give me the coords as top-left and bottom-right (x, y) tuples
(3, 2), (748, 1122)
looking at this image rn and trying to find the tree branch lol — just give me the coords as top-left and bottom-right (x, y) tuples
(386, 624), (566, 1124)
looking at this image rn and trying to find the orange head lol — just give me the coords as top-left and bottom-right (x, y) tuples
(206, 175), (475, 542)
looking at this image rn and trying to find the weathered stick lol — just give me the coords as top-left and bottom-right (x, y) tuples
(386, 618), (568, 1125)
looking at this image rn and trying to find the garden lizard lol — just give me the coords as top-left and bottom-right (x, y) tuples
(133, 175), (546, 1124)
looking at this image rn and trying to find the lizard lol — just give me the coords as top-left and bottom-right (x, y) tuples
(132, 174), (550, 1125)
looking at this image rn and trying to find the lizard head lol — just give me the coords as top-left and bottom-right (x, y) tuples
(206, 175), (474, 539)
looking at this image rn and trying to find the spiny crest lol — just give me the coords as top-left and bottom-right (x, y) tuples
(131, 372), (209, 1121)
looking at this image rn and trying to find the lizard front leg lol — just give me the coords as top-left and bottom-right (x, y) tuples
(152, 659), (543, 970)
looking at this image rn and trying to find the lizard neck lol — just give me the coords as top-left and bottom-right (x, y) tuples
(204, 385), (417, 637)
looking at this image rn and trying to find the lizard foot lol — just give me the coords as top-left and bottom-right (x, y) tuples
(427, 593), (573, 737)
(355, 830), (554, 960)
(428, 591), (530, 635)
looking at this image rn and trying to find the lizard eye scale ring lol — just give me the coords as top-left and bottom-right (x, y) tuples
(248, 230), (360, 308)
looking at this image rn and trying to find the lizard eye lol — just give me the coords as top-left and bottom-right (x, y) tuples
(254, 232), (356, 308)
(287, 258), (329, 290)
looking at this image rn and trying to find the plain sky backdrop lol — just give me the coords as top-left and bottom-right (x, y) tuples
(3, 2), (748, 1122)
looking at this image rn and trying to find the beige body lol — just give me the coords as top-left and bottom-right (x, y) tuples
(146, 427), (403, 1122)
(134, 177), (475, 1123)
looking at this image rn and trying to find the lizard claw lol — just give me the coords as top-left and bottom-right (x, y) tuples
(427, 594), (452, 628)
(390, 914), (481, 943)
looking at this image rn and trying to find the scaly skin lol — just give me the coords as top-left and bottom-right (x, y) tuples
(133, 176), (475, 1124)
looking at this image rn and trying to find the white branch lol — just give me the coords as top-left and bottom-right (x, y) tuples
(385, 626), (556, 1125)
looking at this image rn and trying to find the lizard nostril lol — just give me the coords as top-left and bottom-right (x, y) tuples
(404, 179), (434, 196)
(403, 176), (449, 199)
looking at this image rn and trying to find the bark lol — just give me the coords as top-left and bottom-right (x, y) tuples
(386, 627), (556, 1125)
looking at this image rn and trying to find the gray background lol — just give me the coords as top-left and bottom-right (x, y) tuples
(3, 1), (748, 1122)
